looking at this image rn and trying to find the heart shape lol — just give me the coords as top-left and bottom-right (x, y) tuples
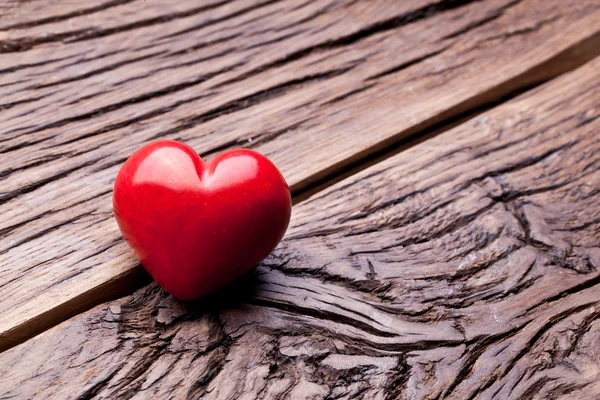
(113, 140), (291, 300)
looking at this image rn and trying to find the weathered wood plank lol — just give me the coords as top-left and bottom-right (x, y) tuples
(2, 55), (599, 399)
(2, 0), (600, 351)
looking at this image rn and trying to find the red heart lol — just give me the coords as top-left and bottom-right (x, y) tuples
(113, 140), (291, 300)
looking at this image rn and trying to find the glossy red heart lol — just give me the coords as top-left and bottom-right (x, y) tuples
(113, 140), (291, 300)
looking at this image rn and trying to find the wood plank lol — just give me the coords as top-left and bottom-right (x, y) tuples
(2, 0), (600, 350)
(2, 55), (599, 399)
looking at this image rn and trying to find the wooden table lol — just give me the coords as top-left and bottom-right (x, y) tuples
(1, 1), (599, 398)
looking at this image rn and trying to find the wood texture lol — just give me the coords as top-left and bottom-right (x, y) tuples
(2, 54), (599, 399)
(2, 0), (600, 352)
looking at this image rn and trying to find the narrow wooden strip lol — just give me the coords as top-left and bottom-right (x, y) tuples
(1, 55), (599, 399)
(1, 0), (600, 351)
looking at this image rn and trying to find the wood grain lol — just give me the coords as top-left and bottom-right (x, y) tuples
(2, 54), (599, 399)
(2, 0), (600, 351)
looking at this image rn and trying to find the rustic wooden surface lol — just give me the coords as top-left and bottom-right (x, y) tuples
(2, 0), (600, 353)
(2, 51), (599, 399)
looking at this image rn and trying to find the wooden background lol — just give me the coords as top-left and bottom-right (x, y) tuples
(0, 0), (599, 398)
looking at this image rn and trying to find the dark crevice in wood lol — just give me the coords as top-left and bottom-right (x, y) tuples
(59, 49), (123, 69)
(251, 298), (400, 338)
(525, 275), (600, 315)
(185, 343), (232, 399)
(215, 0), (484, 88)
(499, 303), (598, 383)
(63, 89), (112, 106)
(383, 357), (411, 400)
(481, 15), (561, 43)
(320, 83), (377, 105)
(0, 94), (48, 110)
(0, 28), (88, 54)
(0, 211), (53, 239)
(577, 112), (600, 127)
(0, 0), (233, 54)
(416, 57), (476, 80)
(198, 139), (244, 159)
(44, 240), (123, 291)
(0, 153), (66, 180)
(489, 164), (599, 205)
(556, 215), (600, 234)
(468, 114), (577, 163)
(365, 46), (450, 81)
(0, 54), (79, 76)
(440, 0), (524, 39)
(343, 197), (461, 243)
(74, 366), (123, 400)
(518, 377), (557, 400)
(28, 51), (166, 90)
(460, 140), (578, 191)
(160, 0), (282, 40)
(319, 299), (386, 327)
(0, 158), (101, 204)
(269, 1), (341, 34)
(152, 64), (358, 140)
(0, 212), (91, 257)
(0, 78), (31, 89)
(158, 36), (241, 63)
(443, 324), (525, 397)
(244, 30), (308, 51)
(263, 261), (394, 298)
(51, 91), (213, 147)
(0, 63), (237, 151)
(0, 189), (111, 240)
(0, 250), (77, 292)
(243, 120), (309, 151)
(0, 0), (136, 31)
